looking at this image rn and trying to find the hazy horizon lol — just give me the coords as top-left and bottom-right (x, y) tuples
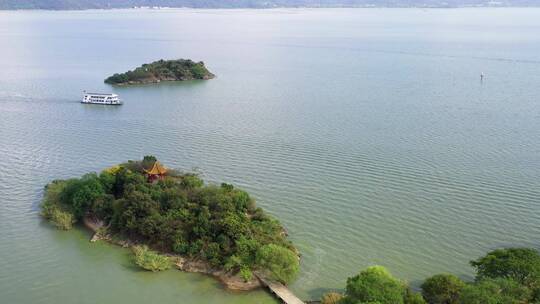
(2, 0), (540, 10)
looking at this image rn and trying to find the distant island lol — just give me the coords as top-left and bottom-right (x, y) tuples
(104, 59), (215, 85)
(41, 156), (299, 290)
(2, 0), (540, 10)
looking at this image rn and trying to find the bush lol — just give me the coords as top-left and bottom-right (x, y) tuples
(321, 292), (344, 304)
(240, 266), (253, 282)
(343, 266), (405, 304)
(421, 274), (465, 304)
(132, 245), (170, 272)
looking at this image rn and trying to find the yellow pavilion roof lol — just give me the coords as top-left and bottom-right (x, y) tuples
(144, 161), (167, 175)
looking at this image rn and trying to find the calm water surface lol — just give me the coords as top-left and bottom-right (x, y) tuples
(0, 8), (539, 303)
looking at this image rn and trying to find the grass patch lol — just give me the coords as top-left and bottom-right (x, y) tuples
(41, 180), (75, 230)
(41, 204), (75, 230)
(132, 245), (171, 272)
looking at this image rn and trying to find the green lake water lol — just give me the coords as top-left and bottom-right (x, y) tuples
(0, 8), (539, 303)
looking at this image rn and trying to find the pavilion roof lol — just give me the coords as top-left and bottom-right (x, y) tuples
(144, 161), (167, 175)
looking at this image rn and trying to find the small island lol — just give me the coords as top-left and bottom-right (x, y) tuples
(41, 156), (299, 290)
(104, 59), (215, 85)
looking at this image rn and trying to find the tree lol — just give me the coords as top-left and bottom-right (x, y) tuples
(421, 274), (465, 304)
(142, 155), (157, 169)
(460, 278), (531, 304)
(113, 190), (159, 234)
(343, 266), (405, 304)
(470, 248), (540, 286)
(98, 171), (116, 193)
(62, 173), (105, 218)
(203, 242), (223, 266)
(257, 244), (299, 284)
(191, 63), (208, 79)
(179, 174), (204, 189)
(221, 212), (249, 239)
(234, 236), (260, 267)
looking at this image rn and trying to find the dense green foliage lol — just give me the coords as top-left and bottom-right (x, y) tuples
(41, 180), (76, 230)
(470, 248), (540, 287)
(404, 289), (427, 304)
(421, 274), (465, 304)
(341, 266), (425, 304)
(41, 157), (298, 283)
(257, 243), (300, 283)
(460, 278), (532, 304)
(460, 278), (534, 304)
(333, 248), (540, 304)
(104, 59), (214, 84)
(133, 245), (171, 272)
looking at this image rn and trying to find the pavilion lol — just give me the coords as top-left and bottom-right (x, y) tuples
(144, 161), (167, 182)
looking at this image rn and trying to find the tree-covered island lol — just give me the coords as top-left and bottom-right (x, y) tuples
(104, 59), (215, 85)
(41, 156), (299, 290)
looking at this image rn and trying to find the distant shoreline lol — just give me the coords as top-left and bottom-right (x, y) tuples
(2, 6), (540, 11)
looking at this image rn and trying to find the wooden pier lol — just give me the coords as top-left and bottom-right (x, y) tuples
(256, 274), (305, 304)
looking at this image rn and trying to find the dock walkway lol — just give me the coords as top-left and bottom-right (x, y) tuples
(256, 274), (305, 304)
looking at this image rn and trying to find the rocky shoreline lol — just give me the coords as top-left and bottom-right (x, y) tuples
(111, 73), (215, 86)
(83, 216), (262, 291)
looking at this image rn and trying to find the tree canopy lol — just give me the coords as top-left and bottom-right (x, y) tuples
(257, 243), (300, 283)
(342, 266), (407, 304)
(470, 248), (540, 287)
(421, 274), (465, 304)
(460, 278), (532, 304)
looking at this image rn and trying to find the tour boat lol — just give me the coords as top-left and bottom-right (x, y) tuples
(82, 92), (122, 105)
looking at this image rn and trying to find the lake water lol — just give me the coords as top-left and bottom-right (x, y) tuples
(0, 8), (539, 303)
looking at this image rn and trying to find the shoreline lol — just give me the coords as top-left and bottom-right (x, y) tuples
(83, 216), (263, 291)
(2, 7), (539, 12)
(108, 75), (215, 86)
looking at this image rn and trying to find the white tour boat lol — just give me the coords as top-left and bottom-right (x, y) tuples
(82, 92), (122, 105)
